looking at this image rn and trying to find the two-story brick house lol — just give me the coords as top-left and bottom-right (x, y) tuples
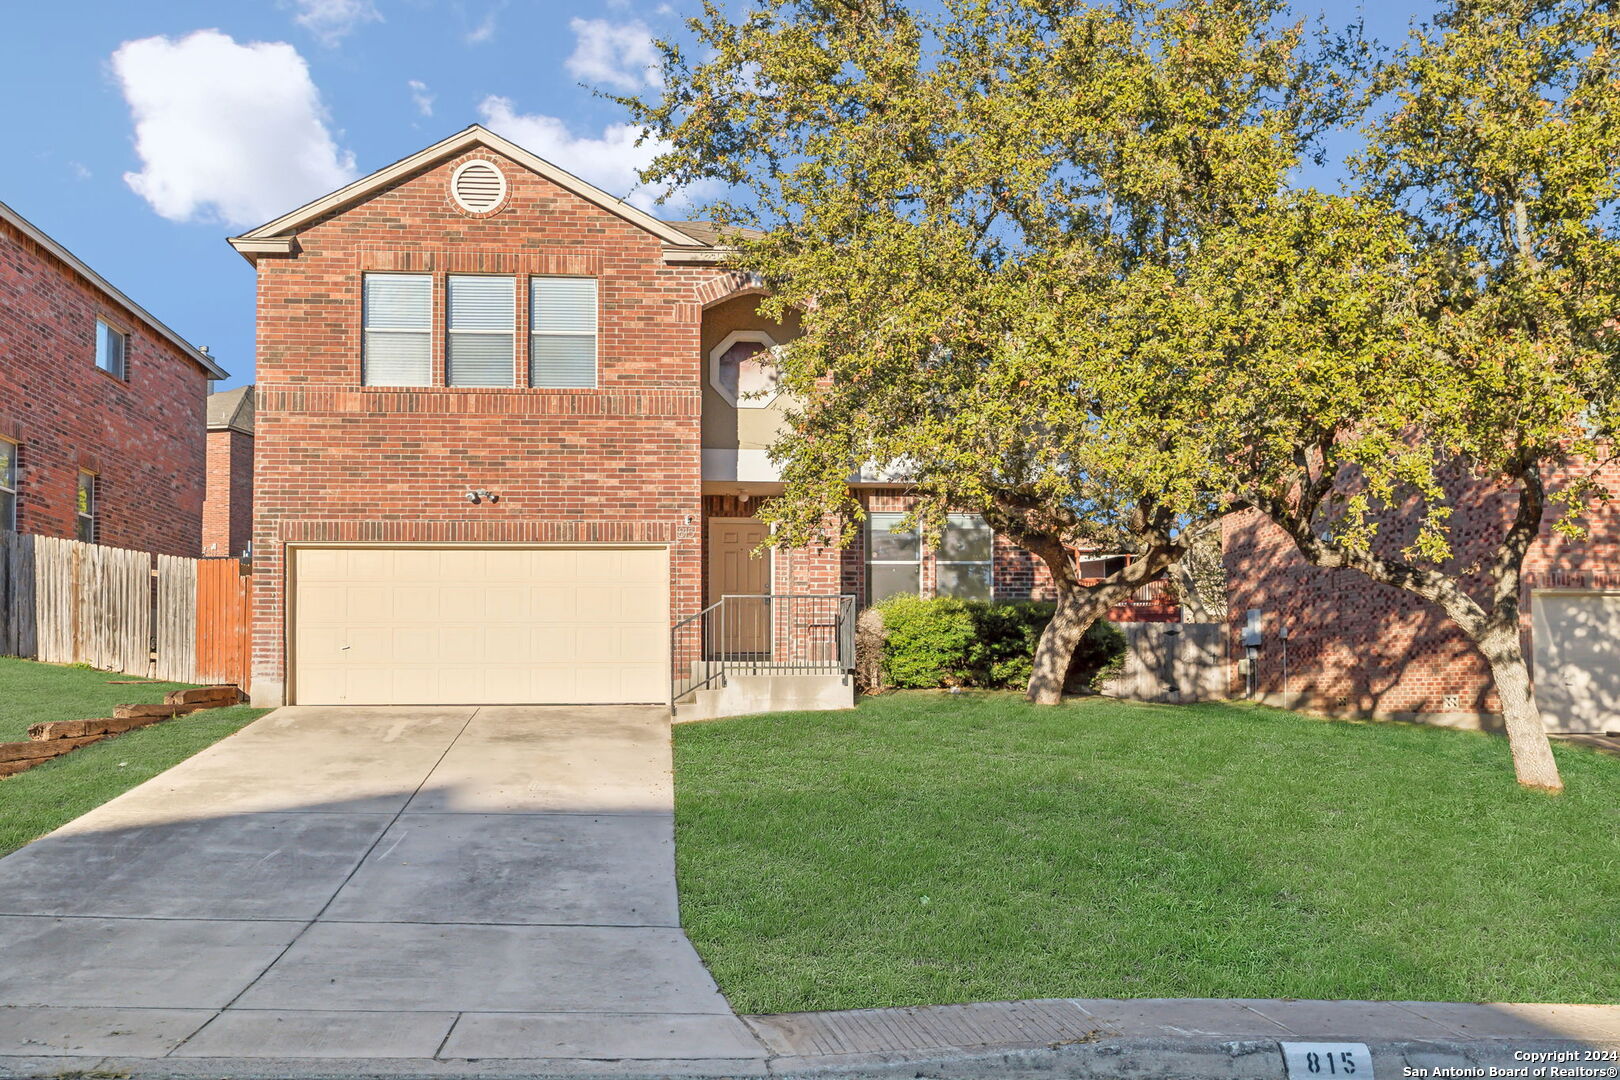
(229, 125), (1078, 708)
(0, 198), (227, 557)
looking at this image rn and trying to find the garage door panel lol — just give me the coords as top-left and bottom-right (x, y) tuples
(390, 585), (440, 620)
(296, 549), (346, 582)
(483, 628), (534, 664)
(293, 546), (668, 706)
(1533, 593), (1620, 734)
(485, 588), (529, 620)
(296, 585), (345, 622)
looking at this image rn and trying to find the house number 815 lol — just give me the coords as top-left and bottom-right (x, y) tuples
(1282, 1042), (1375, 1080)
(1307, 1051), (1358, 1074)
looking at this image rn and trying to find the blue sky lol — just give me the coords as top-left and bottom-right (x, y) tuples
(0, 0), (1438, 389)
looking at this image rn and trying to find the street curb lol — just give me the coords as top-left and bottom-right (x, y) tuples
(2, 1037), (1617, 1080)
(768, 1036), (1620, 1077)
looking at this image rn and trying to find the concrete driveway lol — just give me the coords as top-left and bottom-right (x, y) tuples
(0, 705), (766, 1069)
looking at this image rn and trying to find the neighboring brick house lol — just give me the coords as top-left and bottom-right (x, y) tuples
(229, 125), (1102, 707)
(0, 198), (226, 557)
(203, 384), (254, 557)
(1223, 469), (1620, 734)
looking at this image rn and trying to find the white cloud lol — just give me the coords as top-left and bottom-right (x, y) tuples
(478, 95), (709, 211)
(289, 0), (380, 46)
(566, 18), (661, 92)
(408, 79), (434, 117)
(465, 6), (500, 44)
(112, 30), (358, 229)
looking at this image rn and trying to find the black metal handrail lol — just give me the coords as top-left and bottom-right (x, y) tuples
(671, 593), (855, 704)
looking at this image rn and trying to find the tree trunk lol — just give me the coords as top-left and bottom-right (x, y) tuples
(1027, 587), (1099, 705)
(1476, 621), (1564, 793)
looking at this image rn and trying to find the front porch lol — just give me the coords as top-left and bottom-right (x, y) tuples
(671, 592), (856, 720)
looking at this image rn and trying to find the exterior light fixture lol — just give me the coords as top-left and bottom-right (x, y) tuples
(465, 489), (499, 504)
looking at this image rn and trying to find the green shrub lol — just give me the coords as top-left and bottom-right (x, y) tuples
(875, 595), (1127, 692)
(876, 594), (977, 688)
(962, 600), (1050, 689)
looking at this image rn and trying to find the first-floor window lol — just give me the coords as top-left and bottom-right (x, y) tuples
(937, 513), (993, 600)
(76, 470), (96, 543)
(867, 511), (921, 603)
(0, 439), (16, 532)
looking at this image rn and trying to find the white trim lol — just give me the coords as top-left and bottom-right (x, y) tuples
(0, 198), (225, 379)
(663, 248), (733, 264)
(229, 125), (703, 254)
(709, 329), (781, 408)
(229, 237), (299, 256)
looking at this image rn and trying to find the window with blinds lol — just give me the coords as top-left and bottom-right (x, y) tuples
(530, 276), (598, 388)
(447, 275), (516, 387)
(362, 274), (432, 386)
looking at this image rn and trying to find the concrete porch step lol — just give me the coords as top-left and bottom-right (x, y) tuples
(674, 673), (854, 723)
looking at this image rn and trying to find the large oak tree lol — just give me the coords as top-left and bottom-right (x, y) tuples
(629, 0), (1363, 702)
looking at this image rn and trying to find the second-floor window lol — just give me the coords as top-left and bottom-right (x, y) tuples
(446, 275), (515, 387)
(530, 276), (598, 388)
(76, 470), (96, 543)
(0, 439), (16, 532)
(95, 319), (126, 379)
(362, 273), (432, 386)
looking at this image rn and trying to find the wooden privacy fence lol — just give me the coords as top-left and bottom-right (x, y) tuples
(0, 531), (251, 691)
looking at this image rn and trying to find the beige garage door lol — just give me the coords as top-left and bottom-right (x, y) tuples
(1532, 592), (1620, 734)
(292, 546), (669, 706)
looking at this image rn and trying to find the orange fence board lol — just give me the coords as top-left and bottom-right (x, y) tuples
(195, 558), (251, 691)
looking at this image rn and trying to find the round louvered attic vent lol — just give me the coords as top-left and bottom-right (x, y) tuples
(451, 159), (507, 213)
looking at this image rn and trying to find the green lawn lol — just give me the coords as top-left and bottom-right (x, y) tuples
(673, 692), (1620, 1014)
(0, 657), (267, 855)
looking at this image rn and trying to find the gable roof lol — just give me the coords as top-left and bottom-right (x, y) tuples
(0, 198), (227, 380)
(227, 125), (717, 260)
(206, 384), (254, 435)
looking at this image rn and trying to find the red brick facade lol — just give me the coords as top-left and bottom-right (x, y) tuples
(203, 427), (253, 557)
(1222, 465), (1620, 722)
(0, 212), (214, 557)
(244, 145), (727, 705)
